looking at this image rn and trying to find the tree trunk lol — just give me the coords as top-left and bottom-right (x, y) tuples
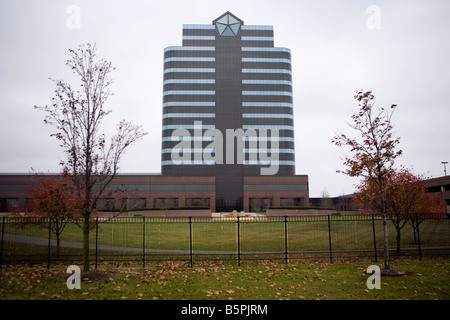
(56, 235), (61, 259)
(379, 176), (390, 270)
(83, 214), (90, 271)
(382, 213), (390, 270)
(55, 219), (61, 259)
(396, 227), (401, 254)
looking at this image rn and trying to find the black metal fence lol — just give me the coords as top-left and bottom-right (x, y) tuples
(1, 214), (449, 268)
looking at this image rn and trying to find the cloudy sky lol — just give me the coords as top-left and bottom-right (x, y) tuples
(1, 0), (449, 197)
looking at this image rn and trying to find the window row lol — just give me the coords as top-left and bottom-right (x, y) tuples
(161, 160), (295, 166)
(182, 24), (273, 31)
(162, 136), (294, 142)
(242, 58), (290, 63)
(162, 148), (294, 154)
(164, 57), (289, 64)
(164, 57), (216, 63)
(163, 90), (215, 96)
(243, 102), (292, 108)
(162, 148), (215, 154)
(164, 46), (215, 52)
(183, 24), (215, 30)
(162, 113), (216, 119)
(183, 36), (215, 41)
(164, 79), (216, 85)
(242, 69), (291, 74)
(163, 101), (215, 108)
(243, 125), (294, 131)
(162, 124), (216, 130)
(164, 68), (290, 74)
(162, 160), (215, 166)
(163, 90), (291, 96)
(164, 46), (290, 53)
(162, 136), (215, 142)
(242, 91), (292, 96)
(242, 79), (292, 85)
(242, 113), (293, 119)
(241, 36), (274, 41)
(164, 68), (216, 74)
(242, 47), (290, 53)
(162, 102), (294, 109)
(245, 148), (295, 154)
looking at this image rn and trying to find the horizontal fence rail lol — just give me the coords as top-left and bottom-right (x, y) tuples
(0, 214), (449, 268)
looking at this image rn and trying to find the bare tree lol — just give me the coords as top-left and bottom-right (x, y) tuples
(332, 90), (402, 271)
(320, 188), (333, 209)
(34, 43), (147, 271)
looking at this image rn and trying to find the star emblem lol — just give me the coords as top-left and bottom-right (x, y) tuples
(216, 13), (241, 36)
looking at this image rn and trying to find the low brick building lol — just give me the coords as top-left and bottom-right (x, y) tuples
(0, 173), (309, 213)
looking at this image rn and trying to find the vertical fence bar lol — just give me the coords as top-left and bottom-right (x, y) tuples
(327, 215), (333, 263)
(371, 213), (378, 262)
(284, 216), (288, 265)
(237, 216), (241, 266)
(0, 216), (5, 269)
(47, 218), (51, 269)
(189, 217), (193, 268)
(416, 212), (422, 261)
(142, 216), (146, 268)
(95, 216), (99, 270)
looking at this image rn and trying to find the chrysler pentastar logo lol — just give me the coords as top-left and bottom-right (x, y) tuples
(216, 14), (241, 36)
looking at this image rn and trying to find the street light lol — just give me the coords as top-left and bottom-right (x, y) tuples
(442, 162), (448, 176)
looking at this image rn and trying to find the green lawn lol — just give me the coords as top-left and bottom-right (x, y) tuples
(4, 216), (449, 251)
(1, 259), (449, 300)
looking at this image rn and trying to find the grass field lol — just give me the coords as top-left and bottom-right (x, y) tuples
(1, 259), (449, 300)
(2, 216), (449, 265)
(3, 216), (450, 250)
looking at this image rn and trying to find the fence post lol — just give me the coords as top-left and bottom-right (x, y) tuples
(284, 216), (288, 265)
(95, 216), (99, 270)
(371, 213), (378, 262)
(237, 216), (241, 266)
(142, 216), (146, 268)
(327, 215), (333, 263)
(415, 212), (422, 261)
(189, 217), (193, 268)
(0, 216), (5, 269)
(47, 218), (51, 269)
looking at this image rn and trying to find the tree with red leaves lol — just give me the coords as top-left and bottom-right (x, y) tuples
(26, 173), (78, 258)
(354, 167), (442, 253)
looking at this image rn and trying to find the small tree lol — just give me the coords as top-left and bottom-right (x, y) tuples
(332, 90), (402, 270)
(26, 172), (78, 258)
(355, 167), (442, 253)
(34, 43), (147, 271)
(320, 188), (333, 209)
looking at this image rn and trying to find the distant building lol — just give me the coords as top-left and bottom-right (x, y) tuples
(310, 175), (450, 215)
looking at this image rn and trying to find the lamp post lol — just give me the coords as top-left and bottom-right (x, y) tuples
(442, 162), (448, 176)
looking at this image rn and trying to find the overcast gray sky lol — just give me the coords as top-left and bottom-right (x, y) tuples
(0, 0), (449, 197)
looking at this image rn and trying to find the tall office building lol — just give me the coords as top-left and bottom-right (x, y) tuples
(162, 12), (302, 212)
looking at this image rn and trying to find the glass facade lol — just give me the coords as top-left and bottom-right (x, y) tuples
(161, 12), (296, 211)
